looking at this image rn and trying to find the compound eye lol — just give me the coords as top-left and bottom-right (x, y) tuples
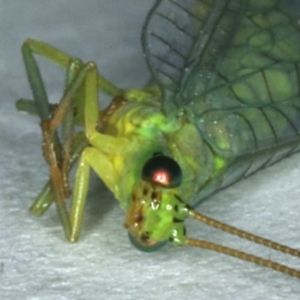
(142, 155), (182, 188)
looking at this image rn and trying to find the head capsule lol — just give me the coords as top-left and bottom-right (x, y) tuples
(124, 154), (189, 251)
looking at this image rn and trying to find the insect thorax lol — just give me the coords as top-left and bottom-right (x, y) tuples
(98, 89), (216, 209)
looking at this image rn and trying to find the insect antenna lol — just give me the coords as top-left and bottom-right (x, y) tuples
(184, 209), (300, 279)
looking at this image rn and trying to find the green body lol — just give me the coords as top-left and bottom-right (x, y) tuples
(100, 89), (213, 208)
(113, 0), (300, 245)
(18, 0), (300, 248)
(109, 0), (300, 209)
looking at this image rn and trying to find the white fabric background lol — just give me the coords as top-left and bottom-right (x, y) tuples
(0, 1), (300, 299)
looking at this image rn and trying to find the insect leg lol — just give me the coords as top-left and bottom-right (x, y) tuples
(29, 60), (87, 216)
(21, 43), (87, 232)
(20, 39), (127, 239)
(67, 62), (137, 241)
(21, 40), (51, 120)
(68, 62), (121, 241)
(36, 62), (120, 240)
(69, 147), (117, 241)
(21, 48), (84, 219)
(21, 40), (65, 218)
(82, 62), (133, 154)
(21, 38), (124, 97)
(16, 99), (57, 116)
(30, 132), (88, 217)
(37, 62), (93, 238)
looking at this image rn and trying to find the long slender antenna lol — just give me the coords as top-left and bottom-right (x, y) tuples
(185, 238), (300, 279)
(185, 209), (300, 278)
(189, 210), (300, 257)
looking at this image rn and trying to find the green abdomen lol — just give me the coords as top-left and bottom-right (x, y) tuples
(193, 138), (300, 206)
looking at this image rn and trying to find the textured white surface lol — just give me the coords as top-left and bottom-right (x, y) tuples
(0, 1), (300, 299)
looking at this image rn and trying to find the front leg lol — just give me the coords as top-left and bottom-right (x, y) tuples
(37, 62), (123, 240)
(69, 146), (117, 241)
(19, 39), (127, 240)
(67, 62), (129, 241)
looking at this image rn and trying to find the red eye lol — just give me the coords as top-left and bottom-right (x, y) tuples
(142, 154), (182, 188)
(152, 169), (170, 186)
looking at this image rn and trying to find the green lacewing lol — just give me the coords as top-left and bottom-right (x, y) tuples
(17, 0), (300, 278)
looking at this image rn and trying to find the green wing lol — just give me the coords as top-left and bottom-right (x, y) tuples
(143, 0), (300, 158)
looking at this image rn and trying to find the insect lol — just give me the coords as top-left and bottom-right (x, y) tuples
(16, 0), (300, 278)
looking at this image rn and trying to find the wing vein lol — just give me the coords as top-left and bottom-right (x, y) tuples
(169, 0), (203, 22)
(233, 112), (258, 150)
(154, 12), (197, 39)
(149, 32), (186, 59)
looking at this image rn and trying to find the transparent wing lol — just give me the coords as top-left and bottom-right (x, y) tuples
(142, 0), (247, 114)
(143, 0), (300, 157)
